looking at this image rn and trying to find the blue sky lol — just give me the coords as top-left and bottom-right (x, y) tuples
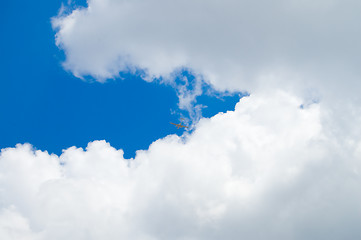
(0, 0), (239, 158)
(2, 1), (361, 239)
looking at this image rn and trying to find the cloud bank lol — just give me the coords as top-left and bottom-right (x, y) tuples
(52, 0), (361, 96)
(2, 0), (361, 239)
(1, 91), (361, 239)
(51, 0), (361, 124)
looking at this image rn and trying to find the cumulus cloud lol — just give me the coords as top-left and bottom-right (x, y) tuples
(52, 0), (361, 97)
(1, 91), (361, 239)
(3, 0), (358, 239)
(51, 0), (361, 128)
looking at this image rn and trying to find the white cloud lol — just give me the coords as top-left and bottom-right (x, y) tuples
(4, 1), (357, 239)
(51, 0), (361, 128)
(1, 91), (361, 239)
(52, 0), (361, 97)
(0, 206), (42, 240)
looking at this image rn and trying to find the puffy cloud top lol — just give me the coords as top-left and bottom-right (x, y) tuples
(2, 1), (361, 239)
(1, 92), (361, 239)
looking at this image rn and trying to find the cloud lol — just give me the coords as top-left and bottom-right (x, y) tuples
(51, 0), (361, 128)
(52, 0), (361, 97)
(5, 1), (357, 239)
(2, 91), (361, 239)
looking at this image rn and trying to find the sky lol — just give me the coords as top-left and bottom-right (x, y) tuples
(1, 0), (361, 239)
(0, 0), (240, 159)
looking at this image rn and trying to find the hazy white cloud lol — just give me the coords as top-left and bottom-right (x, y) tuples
(1, 91), (361, 239)
(4, 0), (357, 239)
(0, 206), (42, 240)
(52, 0), (361, 97)
(51, 0), (361, 129)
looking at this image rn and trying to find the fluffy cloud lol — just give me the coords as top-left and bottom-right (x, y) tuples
(1, 91), (361, 239)
(52, 0), (361, 97)
(51, 0), (361, 128)
(3, 0), (358, 239)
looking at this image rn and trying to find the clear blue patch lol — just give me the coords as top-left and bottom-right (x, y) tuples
(196, 93), (242, 118)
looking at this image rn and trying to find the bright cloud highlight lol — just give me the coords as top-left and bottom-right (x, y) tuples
(2, 0), (361, 239)
(1, 92), (361, 239)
